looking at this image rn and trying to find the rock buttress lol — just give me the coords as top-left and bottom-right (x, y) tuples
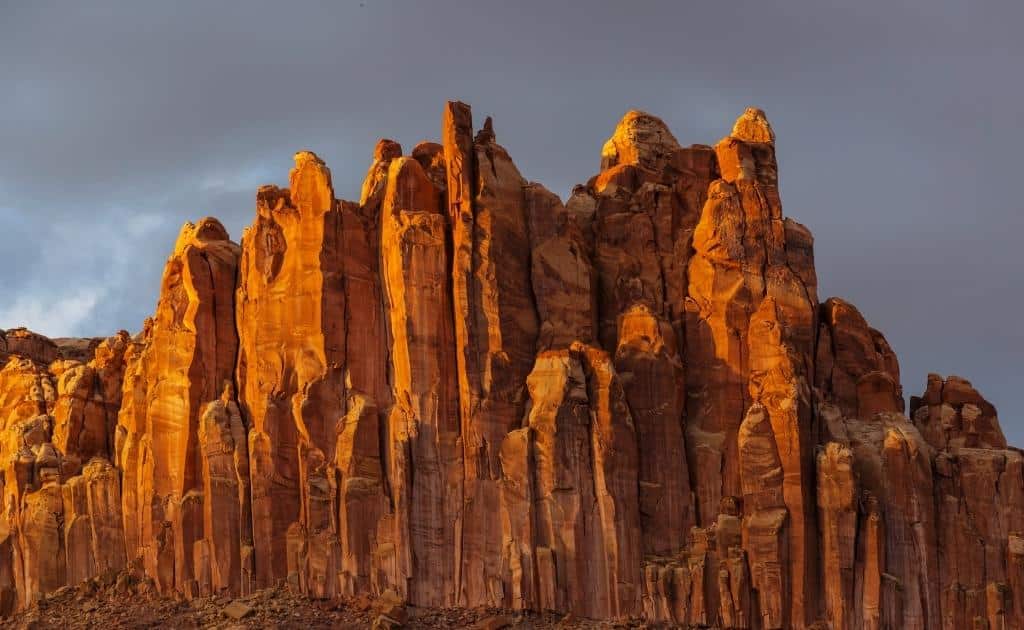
(589, 110), (703, 560)
(500, 343), (641, 619)
(379, 156), (462, 606)
(683, 108), (820, 627)
(443, 103), (540, 608)
(117, 218), (243, 597)
(235, 152), (346, 595)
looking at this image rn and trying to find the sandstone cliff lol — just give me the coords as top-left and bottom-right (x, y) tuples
(0, 103), (1021, 629)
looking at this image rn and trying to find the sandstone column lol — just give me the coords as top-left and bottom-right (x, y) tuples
(235, 152), (345, 592)
(117, 218), (241, 597)
(443, 103), (540, 607)
(379, 156), (462, 606)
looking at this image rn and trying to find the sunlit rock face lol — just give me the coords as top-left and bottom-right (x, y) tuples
(117, 217), (243, 598)
(0, 338), (129, 615)
(0, 102), (1021, 627)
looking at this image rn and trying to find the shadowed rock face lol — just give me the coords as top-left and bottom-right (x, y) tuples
(0, 103), (1021, 628)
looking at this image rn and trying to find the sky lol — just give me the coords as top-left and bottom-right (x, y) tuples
(1, 1), (1021, 444)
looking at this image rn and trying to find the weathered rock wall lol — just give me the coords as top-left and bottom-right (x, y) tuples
(0, 102), (1021, 628)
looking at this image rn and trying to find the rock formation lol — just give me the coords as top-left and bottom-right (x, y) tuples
(0, 102), (1021, 628)
(0, 336), (128, 615)
(117, 217), (242, 597)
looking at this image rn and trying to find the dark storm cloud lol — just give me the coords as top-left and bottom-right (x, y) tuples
(1, 0), (1021, 443)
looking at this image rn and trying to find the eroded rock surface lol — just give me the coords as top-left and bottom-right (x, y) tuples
(0, 334), (129, 615)
(117, 217), (242, 598)
(0, 102), (1020, 628)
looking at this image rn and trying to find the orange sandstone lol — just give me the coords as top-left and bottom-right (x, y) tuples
(0, 103), (1019, 629)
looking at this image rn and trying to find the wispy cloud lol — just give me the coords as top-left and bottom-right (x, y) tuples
(0, 287), (106, 338)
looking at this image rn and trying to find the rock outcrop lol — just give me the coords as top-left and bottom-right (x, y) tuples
(1, 329), (104, 367)
(379, 155), (462, 606)
(0, 102), (1020, 628)
(0, 339), (129, 615)
(235, 152), (349, 597)
(117, 217), (242, 597)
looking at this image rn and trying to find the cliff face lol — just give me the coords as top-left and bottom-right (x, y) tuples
(0, 102), (1021, 628)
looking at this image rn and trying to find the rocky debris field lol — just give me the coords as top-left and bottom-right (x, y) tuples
(0, 569), (633, 629)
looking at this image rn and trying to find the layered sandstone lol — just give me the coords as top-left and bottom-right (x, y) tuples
(0, 102), (1021, 628)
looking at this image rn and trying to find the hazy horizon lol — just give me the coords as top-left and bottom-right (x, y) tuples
(2, 1), (1021, 445)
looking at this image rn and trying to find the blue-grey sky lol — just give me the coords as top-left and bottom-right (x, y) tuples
(1, 1), (1021, 445)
